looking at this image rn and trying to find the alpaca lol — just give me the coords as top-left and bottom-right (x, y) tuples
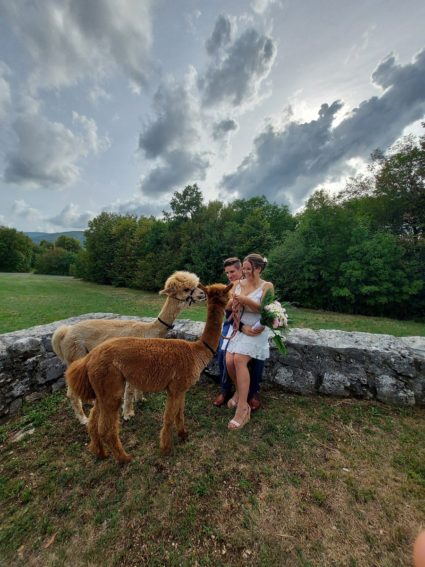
(52, 271), (205, 425)
(66, 282), (232, 463)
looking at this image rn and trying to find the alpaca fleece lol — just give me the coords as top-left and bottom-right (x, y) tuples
(66, 283), (232, 463)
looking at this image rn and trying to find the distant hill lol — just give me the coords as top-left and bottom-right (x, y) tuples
(25, 231), (85, 245)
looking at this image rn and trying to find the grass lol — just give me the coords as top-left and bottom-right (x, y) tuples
(1, 273), (424, 336)
(1, 383), (425, 566)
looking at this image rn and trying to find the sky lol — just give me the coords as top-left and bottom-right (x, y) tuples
(0, 0), (424, 233)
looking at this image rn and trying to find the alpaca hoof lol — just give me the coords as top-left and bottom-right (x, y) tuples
(87, 443), (108, 459)
(123, 411), (134, 421)
(117, 453), (132, 465)
(160, 445), (172, 456)
(178, 429), (189, 442)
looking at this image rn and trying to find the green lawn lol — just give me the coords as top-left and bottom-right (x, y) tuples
(0, 272), (424, 336)
(1, 384), (424, 566)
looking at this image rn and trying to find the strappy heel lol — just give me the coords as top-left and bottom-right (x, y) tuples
(228, 406), (251, 430)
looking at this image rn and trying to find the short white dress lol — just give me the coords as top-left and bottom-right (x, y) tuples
(225, 282), (271, 361)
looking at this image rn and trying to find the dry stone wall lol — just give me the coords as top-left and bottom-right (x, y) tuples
(1, 314), (424, 421)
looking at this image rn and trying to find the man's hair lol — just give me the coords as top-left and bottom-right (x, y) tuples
(223, 257), (241, 268)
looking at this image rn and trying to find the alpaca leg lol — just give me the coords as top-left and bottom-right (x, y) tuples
(98, 402), (132, 464)
(67, 384), (88, 425)
(174, 392), (188, 442)
(122, 382), (136, 420)
(160, 393), (181, 455)
(134, 389), (147, 402)
(87, 402), (107, 459)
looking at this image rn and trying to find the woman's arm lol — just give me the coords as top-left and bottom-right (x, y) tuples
(235, 282), (274, 312)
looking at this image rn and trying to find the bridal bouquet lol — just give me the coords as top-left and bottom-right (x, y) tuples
(252, 289), (289, 354)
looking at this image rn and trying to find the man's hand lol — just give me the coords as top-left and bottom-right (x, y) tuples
(241, 324), (263, 336)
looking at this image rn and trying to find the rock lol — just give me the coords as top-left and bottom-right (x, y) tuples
(319, 372), (351, 397)
(0, 314), (424, 420)
(375, 374), (415, 406)
(11, 426), (35, 443)
(273, 367), (316, 394)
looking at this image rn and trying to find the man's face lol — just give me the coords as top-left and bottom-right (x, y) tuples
(224, 264), (242, 282)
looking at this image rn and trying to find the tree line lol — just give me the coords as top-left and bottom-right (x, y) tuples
(1, 129), (424, 320)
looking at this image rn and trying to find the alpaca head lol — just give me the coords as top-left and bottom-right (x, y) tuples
(199, 283), (233, 309)
(159, 271), (205, 303)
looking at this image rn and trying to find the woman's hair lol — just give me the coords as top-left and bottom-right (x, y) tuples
(243, 253), (268, 273)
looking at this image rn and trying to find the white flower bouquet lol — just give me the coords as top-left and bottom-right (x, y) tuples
(252, 289), (289, 354)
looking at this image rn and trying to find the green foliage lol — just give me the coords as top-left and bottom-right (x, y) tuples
(34, 247), (77, 276)
(54, 235), (81, 253)
(0, 227), (34, 272)
(57, 129), (425, 320)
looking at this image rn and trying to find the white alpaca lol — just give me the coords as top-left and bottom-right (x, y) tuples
(52, 271), (205, 424)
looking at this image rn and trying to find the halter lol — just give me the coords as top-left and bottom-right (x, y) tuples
(202, 340), (216, 356)
(157, 317), (174, 330)
(174, 286), (200, 307)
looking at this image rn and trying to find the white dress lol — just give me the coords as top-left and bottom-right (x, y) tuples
(226, 282), (270, 360)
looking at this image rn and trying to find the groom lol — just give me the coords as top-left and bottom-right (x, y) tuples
(213, 256), (264, 411)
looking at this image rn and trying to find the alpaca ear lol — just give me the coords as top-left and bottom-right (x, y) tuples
(198, 283), (207, 293)
(159, 285), (174, 296)
(224, 283), (233, 293)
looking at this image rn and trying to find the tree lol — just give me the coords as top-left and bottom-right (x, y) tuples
(0, 227), (34, 272)
(168, 184), (204, 220)
(34, 247), (76, 275)
(55, 235), (81, 253)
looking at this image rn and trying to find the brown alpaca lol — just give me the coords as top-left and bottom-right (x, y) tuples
(66, 283), (232, 463)
(52, 271), (205, 425)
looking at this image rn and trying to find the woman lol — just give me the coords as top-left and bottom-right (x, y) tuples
(226, 253), (274, 430)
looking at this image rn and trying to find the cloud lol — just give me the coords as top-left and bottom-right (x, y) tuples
(47, 203), (93, 229)
(251, 0), (280, 14)
(138, 76), (209, 198)
(0, 0), (153, 91)
(0, 62), (11, 121)
(221, 49), (425, 208)
(3, 109), (110, 189)
(12, 199), (43, 221)
(139, 81), (199, 159)
(205, 15), (232, 56)
(141, 149), (209, 197)
(212, 118), (238, 140)
(109, 196), (166, 218)
(199, 25), (276, 107)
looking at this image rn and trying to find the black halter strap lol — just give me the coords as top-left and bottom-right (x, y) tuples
(174, 287), (198, 306)
(202, 340), (216, 356)
(157, 317), (174, 330)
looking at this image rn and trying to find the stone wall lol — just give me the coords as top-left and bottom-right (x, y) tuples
(1, 314), (424, 421)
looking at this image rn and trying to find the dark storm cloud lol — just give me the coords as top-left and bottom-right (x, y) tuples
(141, 149), (209, 197)
(0, 0), (153, 90)
(200, 27), (276, 107)
(205, 15), (232, 56)
(212, 118), (238, 140)
(221, 49), (425, 207)
(3, 111), (108, 189)
(138, 82), (198, 159)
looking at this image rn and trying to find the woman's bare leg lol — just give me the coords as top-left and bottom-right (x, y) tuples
(229, 354), (251, 428)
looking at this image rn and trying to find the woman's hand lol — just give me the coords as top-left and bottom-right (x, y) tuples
(233, 292), (247, 306)
(241, 324), (263, 336)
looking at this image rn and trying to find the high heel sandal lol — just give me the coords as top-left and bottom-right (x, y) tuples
(228, 406), (251, 430)
(227, 396), (238, 409)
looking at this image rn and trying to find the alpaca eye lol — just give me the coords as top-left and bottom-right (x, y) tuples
(184, 288), (190, 292)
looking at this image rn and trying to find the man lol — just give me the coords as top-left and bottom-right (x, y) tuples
(213, 257), (264, 411)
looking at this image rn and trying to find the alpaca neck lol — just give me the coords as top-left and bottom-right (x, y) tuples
(200, 301), (225, 352)
(155, 296), (185, 328)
